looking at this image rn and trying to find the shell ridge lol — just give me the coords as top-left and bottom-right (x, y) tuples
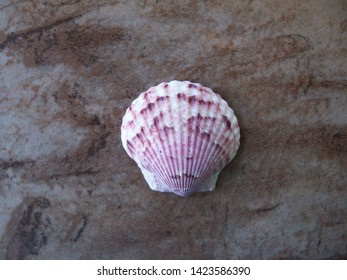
(195, 95), (222, 182)
(181, 90), (188, 192)
(190, 118), (212, 185)
(152, 107), (177, 188)
(177, 84), (199, 193)
(192, 113), (210, 184)
(170, 89), (181, 191)
(151, 127), (175, 188)
(192, 89), (224, 183)
(187, 102), (200, 191)
(136, 138), (168, 187)
(151, 112), (178, 188)
(203, 138), (232, 178)
(177, 91), (185, 192)
(160, 87), (177, 188)
(191, 112), (210, 184)
(189, 116), (204, 189)
(209, 122), (239, 177)
(198, 100), (234, 179)
(184, 86), (197, 191)
(204, 95), (238, 176)
(167, 97), (182, 190)
(180, 84), (190, 192)
(134, 93), (179, 188)
(201, 117), (237, 178)
(130, 114), (173, 188)
(163, 107), (178, 190)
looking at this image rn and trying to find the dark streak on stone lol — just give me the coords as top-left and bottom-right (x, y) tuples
(49, 168), (99, 180)
(87, 132), (111, 158)
(0, 14), (83, 50)
(314, 80), (347, 89)
(7, 20), (124, 69)
(254, 204), (280, 213)
(224, 204), (229, 224)
(0, 160), (28, 170)
(303, 73), (314, 94)
(258, 34), (312, 61)
(6, 197), (52, 259)
(326, 253), (347, 260)
(88, 115), (101, 126)
(72, 215), (88, 242)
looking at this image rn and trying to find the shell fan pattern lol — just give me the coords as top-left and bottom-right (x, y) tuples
(121, 81), (240, 196)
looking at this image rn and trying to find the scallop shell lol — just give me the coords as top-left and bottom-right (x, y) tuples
(121, 80), (240, 196)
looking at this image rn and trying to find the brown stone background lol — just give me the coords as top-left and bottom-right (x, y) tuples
(0, 0), (346, 259)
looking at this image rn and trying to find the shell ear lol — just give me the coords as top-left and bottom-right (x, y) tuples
(121, 81), (240, 196)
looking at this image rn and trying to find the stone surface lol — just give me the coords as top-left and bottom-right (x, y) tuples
(0, 0), (346, 259)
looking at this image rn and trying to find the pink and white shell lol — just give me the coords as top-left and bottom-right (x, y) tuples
(121, 80), (240, 196)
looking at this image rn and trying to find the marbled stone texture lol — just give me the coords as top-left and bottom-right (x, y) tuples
(0, 0), (346, 259)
